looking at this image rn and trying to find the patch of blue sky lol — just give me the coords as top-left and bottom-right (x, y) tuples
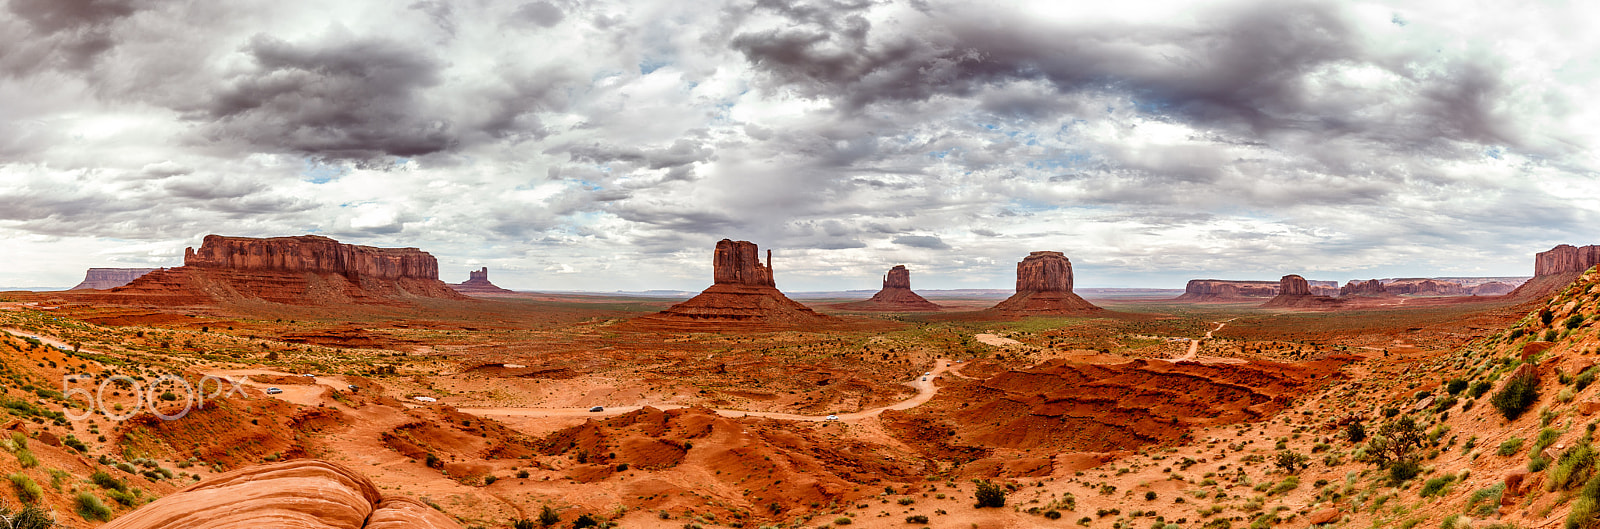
(639, 57), (671, 75)
(300, 158), (349, 184)
(1484, 146), (1503, 159)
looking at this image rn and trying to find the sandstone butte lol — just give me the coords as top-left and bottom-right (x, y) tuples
(449, 267), (516, 295)
(70, 268), (160, 290)
(72, 234), (467, 306)
(102, 459), (461, 529)
(835, 265), (943, 311)
(1509, 243), (1600, 298)
(989, 251), (1103, 314)
(1261, 274), (1343, 309)
(1173, 280), (1280, 301)
(630, 239), (833, 328)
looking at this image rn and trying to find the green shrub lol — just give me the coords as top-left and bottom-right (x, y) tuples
(571, 514), (599, 528)
(7, 503), (53, 529)
(1534, 428), (1563, 454)
(9, 473), (42, 504)
(537, 505), (560, 527)
(76, 492), (111, 521)
(1499, 437), (1525, 456)
(1550, 440), (1597, 491)
(1446, 379), (1469, 395)
(833, 516), (853, 525)
(906, 515), (930, 524)
(1467, 483), (1505, 517)
(1581, 367), (1600, 391)
(975, 480), (1007, 508)
(1568, 314), (1585, 330)
(1269, 476), (1299, 495)
(513, 520), (535, 529)
(1346, 422), (1366, 443)
(91, 471), (125, 492)
(1420, 474), (1455, 497)
(1389, 460), (1422, 483)
(1469, 380), (1493, 398)
(1493, 370), (1541, 420)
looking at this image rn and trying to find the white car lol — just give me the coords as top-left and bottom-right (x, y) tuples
(413, 396), (437, 403)
(301, 374), (316, 378)
(265, 387), (282, 395)
(824, 415), (839, 421)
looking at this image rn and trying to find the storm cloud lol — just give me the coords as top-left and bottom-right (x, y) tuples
(1, 0), (1598, 291)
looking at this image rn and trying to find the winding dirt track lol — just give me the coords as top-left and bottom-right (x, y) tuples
(455, 358), (956, 423)
(1171, 319), (1236, 362)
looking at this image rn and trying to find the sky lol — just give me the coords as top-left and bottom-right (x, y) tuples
(2, 0), (1599, 292)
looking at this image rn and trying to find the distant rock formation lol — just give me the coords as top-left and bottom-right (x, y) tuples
(1469, 282), (1517, 296)
(836, 265), (942, 311)
(631, 239), (833, 328)
(102, 459), (462, 529)
(450, 267), (515, 295)
(1308, 280), (1340, 297)
(1262, 275), (1343, 309)
(1339, 279), (1390, 297)
(991, 251), (1102, 314)
(1384, 278), (1465, 296)
(1175, 280), (1279, 301)
(76, 235), (467, 306)
(71, 268), (159, 290)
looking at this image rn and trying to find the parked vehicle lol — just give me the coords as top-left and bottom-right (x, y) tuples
(265, 387), (282, 395)
(589, 406), (604, 412)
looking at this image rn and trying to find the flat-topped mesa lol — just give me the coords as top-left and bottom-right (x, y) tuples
(713, 239), (775, 287)
(837, 265), (942, 311)
(1339, 279), (1389, 297)
(450, 267), (515, 295)
(1175, 280), (1280, 301)
(631, 239), (833, 329)
(185, 234), (439, 280)
(1536, 244), (1600, 276)
(71, 268), (160, 290)
(75, 234), (467, 306)
(1262, 274), (1343, 309)
(991, 251), (1102, 314)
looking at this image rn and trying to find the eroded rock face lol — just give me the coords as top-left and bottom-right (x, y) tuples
(992, 251), (1101, 314)
(713, 239), (775, 287)
(883, 265), (911, 289)
(451, 267), (515, 295)
(1015, 251), (1073, 292)
(1384, 278), (1466, 296)
(186, 235), (439, 280)
(632, 240), (832, 329)
(70, 268), (159, 290)
(1279, 275), (1311, 296)
(1536, 244), (1600, 276)
(102, 460), (463, 529)
(1339, 279), (1389, 297)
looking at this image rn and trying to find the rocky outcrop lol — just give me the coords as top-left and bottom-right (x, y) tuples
(102, 459), (462, 529)
(1384, 278), (1466, 296)
(1470, 282), (1517, 296)
(631, 239), (833, 329)
(991, 252), (1102, 314)
(1339, 279), (1390, 297)
(72, 235), (467, 306)
(70, 268), (160, 290)
(836, 265), (942, 311)
(450, 267), (515, 295)
(1536, 244), (1600, 276)
(1308, 280), (1340, 297)
(1174, 280), (1279, 301)
(1262, 275), (1343, 309)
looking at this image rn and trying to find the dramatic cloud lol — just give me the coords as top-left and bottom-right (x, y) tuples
(2, 0), (1599, 291)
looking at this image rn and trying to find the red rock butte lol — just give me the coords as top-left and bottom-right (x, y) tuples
(101, 459), (462, 529)
(1510, 244), (1600, 298)
(450, 267), (515, 295)
(990, 251), (1102, 314)
(71, 235), (467, 306)
(70, 268), (160, 290)
(836, 265), (942, 311)
(1262, 274), (1343, 309)
(631, 239), (833, 329)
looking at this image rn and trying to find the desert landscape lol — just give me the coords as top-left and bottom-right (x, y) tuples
(0, 235), (1593, 529)
(4, 1), (1599, 528)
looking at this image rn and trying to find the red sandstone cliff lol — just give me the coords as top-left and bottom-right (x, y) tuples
(1339, 279), (1390, 297)
(73, 235), (466, 306)
(836, 265), (942, 311)
(632, 239), (833, 329)
(102, 459), (462, 529)
(1510, 244), (1600, 298)
(991, 251), (1102, 314)
(450, 267), (515, 295)
(1174, 280), (1280, 301)
(70, 268), (160, 290)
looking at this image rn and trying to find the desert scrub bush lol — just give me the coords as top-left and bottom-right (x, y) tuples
(1549, 438), (1597, 491)
(1494, 368), (1541, 420)
(906, 514), (930, 523)
(974, 480), (1007, 508)
(1419, 473), (1456, 497)
(75, 492), (111, 521)
(90, 471), (125, 492)
(832, 516), (852, 525)
(1268, 476), (1299, 495)
(1534, 428), (1564, 454)
(1500, 437), (1526, 456)
(1, 502), (54, 529)
(1579, 367), (1600, 391)
(9, 473), (42, 504)
(1275, 450), (1309, 473)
